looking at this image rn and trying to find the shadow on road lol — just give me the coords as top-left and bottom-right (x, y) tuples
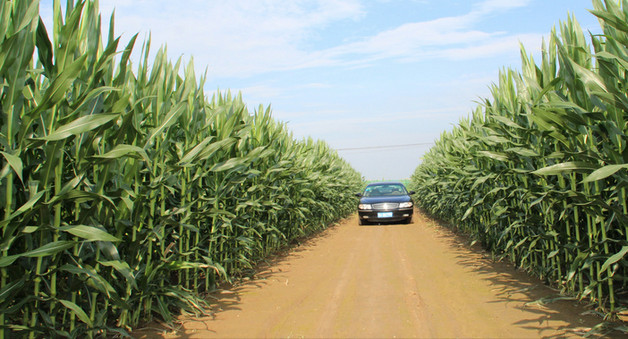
(421, 212), (624, 338)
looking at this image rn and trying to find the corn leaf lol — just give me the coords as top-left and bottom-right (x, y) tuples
(601, 246), (628, 273)
(59, 300), (92, 327)
(60, 225), (121, 242)
(532, 161), (599, 176)
(582, 164), (628, 183)
(35, 114), (119, 141)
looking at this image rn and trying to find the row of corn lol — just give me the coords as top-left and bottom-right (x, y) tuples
(410, 0), (628, 323)
(0, 0), (363, 337)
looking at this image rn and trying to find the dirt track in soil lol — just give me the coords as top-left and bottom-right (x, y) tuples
(135, 211), (614, 338)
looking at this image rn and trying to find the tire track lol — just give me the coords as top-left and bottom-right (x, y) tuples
(390, 224), (435, 338)
(314, 240), (359, 337)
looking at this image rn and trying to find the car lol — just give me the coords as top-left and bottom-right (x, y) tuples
(355, 181), (415, 225)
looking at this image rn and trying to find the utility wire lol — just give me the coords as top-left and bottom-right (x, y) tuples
(336, 142), (433, 152)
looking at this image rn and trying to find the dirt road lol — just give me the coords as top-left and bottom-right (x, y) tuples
(136, 211), (609, 338)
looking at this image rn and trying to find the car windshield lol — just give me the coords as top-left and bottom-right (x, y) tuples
(363, 184), (407, 197)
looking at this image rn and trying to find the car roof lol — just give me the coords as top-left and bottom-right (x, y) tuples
(366, 181), (406, 186)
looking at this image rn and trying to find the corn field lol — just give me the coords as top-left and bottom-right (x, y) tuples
(411, 0), (628, 322)
(0, 0), (363, 337)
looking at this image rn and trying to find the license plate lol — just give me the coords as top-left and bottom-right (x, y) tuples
(378, 212), (393, 218)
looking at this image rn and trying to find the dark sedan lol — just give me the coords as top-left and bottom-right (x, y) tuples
(355, 182), (415, 225)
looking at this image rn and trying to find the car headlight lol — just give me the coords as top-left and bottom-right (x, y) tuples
(399, 202), (413, 208)
(358, 204), (372, 210)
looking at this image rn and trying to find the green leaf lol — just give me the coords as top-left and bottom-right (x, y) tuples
(490, 114), (524, 129)
(571, 60), (608, 93)
(547, 250), (559, 259)
(13, 0), (39, 33)
(596, 51), (628, 72)
(23, 240), (75, 257)
(0, 255), (19, 268)
(600, 246), (628, 273)
(0, 151), (23, 183)
(482, 135), (510, 145)
(99, 260), (137, 289)
(59, 300), (93, 327)
(30, 54), (88, 116)
(46, 189), (115, 207)
(178, 135), (215, 165)
(59, 264), (116, 296)
(60, 225), (121, 242)
(36, 114), (119, 141)
(0, 190), (45, 228)
(477, 150), (509, 162)
(506, 147), (538, 157)
(590, 9), (628, 35)
(145, 102), (186, 146)
(532, 161), (599, 176)
(582, 164), (628, 183)
(210, 157), (247, 172)
(0, 277), (25, 302)
(461, 206), (474, 221)
(164, 261), (214, 270)
(92, 144), (151, 164)
(0, 241), (76, 267)
(36, 17), (55, 75)
(71, 86), (118, 113)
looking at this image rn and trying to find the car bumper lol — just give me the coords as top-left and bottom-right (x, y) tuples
(358, 208), (413, 223)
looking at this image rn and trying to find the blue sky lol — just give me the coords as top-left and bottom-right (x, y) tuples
(41, 0), (602, 180)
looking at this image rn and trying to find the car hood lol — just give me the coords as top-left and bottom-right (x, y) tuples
(359, 195), (412, 204)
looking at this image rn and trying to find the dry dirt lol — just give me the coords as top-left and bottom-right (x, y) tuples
(134, 211), (617, 338)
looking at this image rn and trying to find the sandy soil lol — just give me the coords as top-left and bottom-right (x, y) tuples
(134, 211), (616, 338)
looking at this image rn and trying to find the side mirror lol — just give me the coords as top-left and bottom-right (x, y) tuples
(409, 191), (416, 195)
(355, 193), (363, 198)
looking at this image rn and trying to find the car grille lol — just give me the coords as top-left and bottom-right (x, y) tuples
(372, 203), (399, 210)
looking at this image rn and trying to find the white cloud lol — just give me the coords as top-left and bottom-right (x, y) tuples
(434, 33), (543, 61)
(472, 0), (531, 15)
(312, 0), (538, 67)
(71, 0), (537, 78)
(233, 82), (333, 109)
(90, 0), (364, 77)
(238, 85), (284, 101)
(319, 19), (496, 65)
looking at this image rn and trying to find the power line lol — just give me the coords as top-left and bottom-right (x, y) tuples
(336, 142), (433, 152)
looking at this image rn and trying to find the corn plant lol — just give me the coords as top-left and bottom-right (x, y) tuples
(411, 0), (628, 324)
(0, 0), (363, 337)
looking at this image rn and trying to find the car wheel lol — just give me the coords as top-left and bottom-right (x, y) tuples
(359, 219), (369, 226)
(404, 217), (413, 224)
